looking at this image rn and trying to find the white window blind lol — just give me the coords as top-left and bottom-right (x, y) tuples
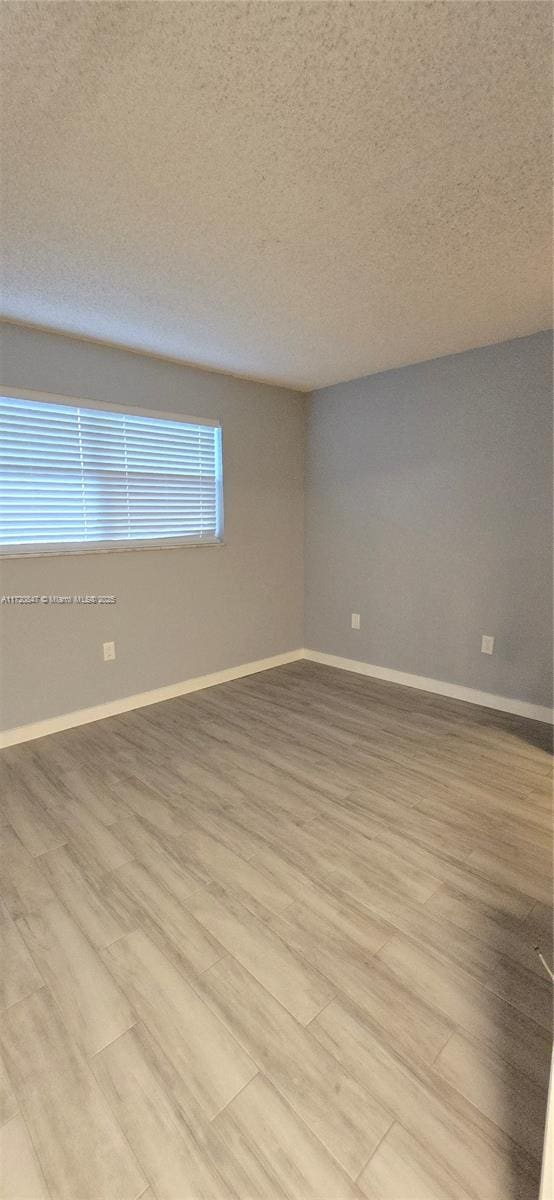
(0, 393), (223, 554)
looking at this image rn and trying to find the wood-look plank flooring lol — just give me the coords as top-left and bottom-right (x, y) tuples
(0, 660), (552, 1200)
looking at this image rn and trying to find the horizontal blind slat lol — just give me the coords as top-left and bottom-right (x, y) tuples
(0, 394), (222, 550)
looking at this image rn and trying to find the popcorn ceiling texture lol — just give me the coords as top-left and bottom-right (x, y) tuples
(1, 1), (551, 391)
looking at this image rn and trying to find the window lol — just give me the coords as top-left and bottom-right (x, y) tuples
(0, 391), (223, 554)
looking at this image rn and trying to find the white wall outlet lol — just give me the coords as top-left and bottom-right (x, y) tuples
(481, 634), (495, 655)
(103, 641), (116, 662)
(351, 613), (361, 630)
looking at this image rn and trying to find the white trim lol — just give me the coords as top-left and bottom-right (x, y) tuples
(2, 646), (551, 748)
(304, 649), (553, 724)
(0, 650), (304, 748)
(0, 538), (225, 560)
(540, 1053), (553, 1200)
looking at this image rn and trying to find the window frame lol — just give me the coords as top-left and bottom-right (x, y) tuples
(0, 387), (224, 557)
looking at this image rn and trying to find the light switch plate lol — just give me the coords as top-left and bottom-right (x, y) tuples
(481, 634), (495, 655)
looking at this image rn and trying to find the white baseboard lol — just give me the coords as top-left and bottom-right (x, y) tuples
(304, 649), (554, 724)
(2, 645), (551, 748)
(540, 1053), (553, 1200)
(0, 649), (305, 748)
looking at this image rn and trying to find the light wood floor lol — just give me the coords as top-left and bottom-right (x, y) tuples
(0, 660), (552, 1200)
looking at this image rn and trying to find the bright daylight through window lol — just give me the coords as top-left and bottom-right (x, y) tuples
(0, 394), (223, 554)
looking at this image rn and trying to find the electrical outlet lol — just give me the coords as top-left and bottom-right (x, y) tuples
(103, 641), (116, 662)
(481, 634), (495, 655)
(351, 613), (360, 630)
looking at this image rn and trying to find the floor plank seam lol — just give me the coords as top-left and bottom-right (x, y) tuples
(1, 660), (550, 1200)
(354, 1116), (396, 1184)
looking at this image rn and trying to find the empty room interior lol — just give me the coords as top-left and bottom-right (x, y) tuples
(0, 3), (553, 1200)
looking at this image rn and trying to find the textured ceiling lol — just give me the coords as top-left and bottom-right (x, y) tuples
(1, 1), (552, 391)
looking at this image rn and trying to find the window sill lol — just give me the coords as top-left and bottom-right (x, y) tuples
(0, 540), (225, 559)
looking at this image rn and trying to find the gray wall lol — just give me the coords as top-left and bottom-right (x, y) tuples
(305, 332), (553, 708)
(0, 325), (305, 730)
(2, 325), (551, 730)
